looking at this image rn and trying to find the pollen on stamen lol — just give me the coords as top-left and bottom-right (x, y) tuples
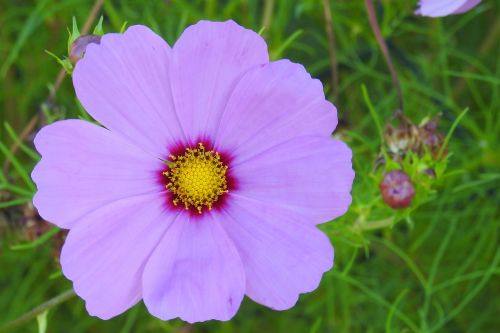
(163, 143), (229, 214)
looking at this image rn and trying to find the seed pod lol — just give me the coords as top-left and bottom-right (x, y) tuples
(380, 170), (415, 209)
(69, 34), (101, 64)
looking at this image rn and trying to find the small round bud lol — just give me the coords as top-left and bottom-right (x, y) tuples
(380, 170), (415, 209)
(69, 35), (101, 64)
(422, 168), (436, 178)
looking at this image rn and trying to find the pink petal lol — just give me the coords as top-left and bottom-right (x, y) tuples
(73, 25), (183, 157)
(142, 213), (245, 323)
(415, 0), (480, 17)
(215, 59), (337, 159)
(219, 195), (334, 310)
(232, 136), (354, 224)
(170, 20), (269, 142)
(454, 0), (481, 14)
(60, 193), (176, 320)
(32, 120), (163, 229)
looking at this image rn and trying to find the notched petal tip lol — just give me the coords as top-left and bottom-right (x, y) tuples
(74, 285), (116, 321)
(175, 19), (269, 61)
(74, 24), (170, 70)
(142, 216), (245, 323)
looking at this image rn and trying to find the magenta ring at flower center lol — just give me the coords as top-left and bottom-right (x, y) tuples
(160, 140), (236, 215)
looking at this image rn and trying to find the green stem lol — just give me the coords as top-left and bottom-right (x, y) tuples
(0, 289), (75, 332)
(322, 0), (340, 103)
(355, 217), (394, 232)
(364, 0), (404, 111)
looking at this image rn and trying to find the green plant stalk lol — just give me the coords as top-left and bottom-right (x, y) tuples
(0, 289), (76, 332)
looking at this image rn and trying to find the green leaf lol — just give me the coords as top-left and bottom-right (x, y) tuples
(11, 228), (60, 251)
(71, 16), (80, 40)
(44, 50), (73, 74)
(93, 16), (104, 35)
(119, 21), (129, 33)
(36, 311), (48, 333)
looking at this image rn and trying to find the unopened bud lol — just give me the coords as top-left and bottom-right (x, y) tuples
(69, 34), (101, 64)
(422, 168), (436, 178)
(380, 170), (415, 209)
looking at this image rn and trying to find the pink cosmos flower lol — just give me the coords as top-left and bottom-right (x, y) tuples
(31, 20), (354, 323)
(415, 0), (481, 17)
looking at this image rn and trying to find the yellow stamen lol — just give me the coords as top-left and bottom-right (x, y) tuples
(165, 143), (228, 214)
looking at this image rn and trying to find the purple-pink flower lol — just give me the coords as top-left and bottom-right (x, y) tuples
(31, 20), (354, 323)
(415, 0), (481, 17)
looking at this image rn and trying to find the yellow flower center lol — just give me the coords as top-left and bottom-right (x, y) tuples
(163, 143), (228, 214)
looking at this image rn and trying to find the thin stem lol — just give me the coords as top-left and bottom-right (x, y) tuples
(321, 0), (339, 103)
(356, 217), (394, 231)
(261, 0), (274, 35)
(364, 0), (404, 111)
(0, 289), (76, 332)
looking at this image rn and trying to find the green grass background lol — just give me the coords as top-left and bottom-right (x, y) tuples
(0, 0), (499, 332)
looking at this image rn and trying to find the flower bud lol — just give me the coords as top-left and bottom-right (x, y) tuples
(69, 34), (101, 64)
(422, 168), (436, 178)
(380, 170), (415, 209)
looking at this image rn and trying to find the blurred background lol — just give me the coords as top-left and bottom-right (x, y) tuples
(0, 0), (499, 332)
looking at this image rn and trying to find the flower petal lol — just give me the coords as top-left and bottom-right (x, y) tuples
(232, 136), (354, 224)
(215, 59), (337, 159)
(73, 25), (183, 156)
(415, 0), (480, 17)
(454, 0), (481, 14)
(170, 20), (269, 141)
(60, 193), (176, 320)
(219, 195), (334, 310)
(142, 213), (245, 323)
(32, 119), (163, 229)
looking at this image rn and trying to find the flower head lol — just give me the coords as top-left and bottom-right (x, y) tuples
(31, 20), (354, 323)
(415, 0), (481, 17)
